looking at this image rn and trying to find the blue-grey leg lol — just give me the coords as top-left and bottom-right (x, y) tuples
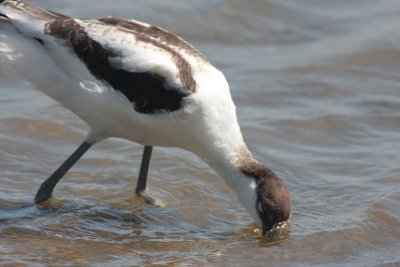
(34, 141), (93, 204)
(136, 146), (153, 195)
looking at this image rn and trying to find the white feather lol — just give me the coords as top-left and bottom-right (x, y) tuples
(76, 19), (182, 89)
(0, 3), (265, 229)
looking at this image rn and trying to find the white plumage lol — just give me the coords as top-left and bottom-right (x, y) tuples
(0, 0), (291, 235)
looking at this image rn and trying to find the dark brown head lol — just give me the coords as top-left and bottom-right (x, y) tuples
(240, 161), (291, 234)
(255, 173), (291, 234)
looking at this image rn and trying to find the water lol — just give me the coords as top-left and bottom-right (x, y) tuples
(1, 0), (400, 266)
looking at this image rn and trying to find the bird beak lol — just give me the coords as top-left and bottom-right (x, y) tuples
(262, 224), (271, 236)
(262, 228), (268, 236)
(263, 221), (290, 236)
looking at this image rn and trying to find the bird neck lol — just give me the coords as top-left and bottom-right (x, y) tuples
(194, 143), (262, 226)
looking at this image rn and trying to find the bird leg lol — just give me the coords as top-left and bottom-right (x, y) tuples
(135, 146), (153, 195)
(34, 141), (93, 204)
(135, 146), (164, 207)
(35, 143), (153, 203)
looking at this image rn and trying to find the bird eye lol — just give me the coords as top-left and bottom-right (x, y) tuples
(256, 200), (264, 215)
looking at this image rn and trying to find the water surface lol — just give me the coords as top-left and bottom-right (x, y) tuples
(1, 0), (399, 266)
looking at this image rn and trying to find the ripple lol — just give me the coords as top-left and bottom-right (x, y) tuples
(1, 0), (400, 265)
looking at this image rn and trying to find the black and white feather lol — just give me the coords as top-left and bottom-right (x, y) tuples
(0, 0), (291, 233)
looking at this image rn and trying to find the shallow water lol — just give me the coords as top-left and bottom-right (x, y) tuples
(1, 0), (400, 266)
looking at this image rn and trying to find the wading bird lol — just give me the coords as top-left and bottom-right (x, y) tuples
(0, 0), (291, 234)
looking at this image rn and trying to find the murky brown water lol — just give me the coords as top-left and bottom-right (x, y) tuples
(1, 0), (400, 266)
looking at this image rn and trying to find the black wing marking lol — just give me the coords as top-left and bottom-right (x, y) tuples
(45, 19), (190, 114)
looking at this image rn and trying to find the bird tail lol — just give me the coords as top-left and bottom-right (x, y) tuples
(0, 1), (70, 93)
(0, 0), (68, 38)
